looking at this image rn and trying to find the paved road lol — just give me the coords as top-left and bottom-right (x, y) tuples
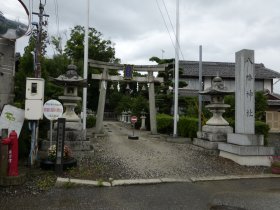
(1, 178), (280, 210)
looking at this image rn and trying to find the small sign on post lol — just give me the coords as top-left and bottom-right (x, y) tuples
(55, 118), (65, 174)
(128, 116), (139, 140)
(43, 100), (63, 148)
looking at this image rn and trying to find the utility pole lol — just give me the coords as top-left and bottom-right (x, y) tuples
(32, 1), (49, 78)
(28, 0), (49, 166)
(173, 0), (180, 137)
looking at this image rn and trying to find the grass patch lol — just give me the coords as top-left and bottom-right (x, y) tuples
(36, 173), (56, 191)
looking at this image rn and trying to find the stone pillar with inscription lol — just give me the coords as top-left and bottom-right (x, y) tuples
(219, 49), (274, 166)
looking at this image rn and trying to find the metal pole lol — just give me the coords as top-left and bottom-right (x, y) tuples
(133, 124), (135, 137)
(50, 120), (53, 147)
(198, 45), (202, 131)
(30, 1), (49, 166)
(173, 0), (180, 137)
(82, 0), (90, 130)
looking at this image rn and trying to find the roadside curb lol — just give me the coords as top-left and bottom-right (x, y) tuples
(190, 174), (280, 182)
(56, 177), (191, 187)
(56, 174), (280, 187)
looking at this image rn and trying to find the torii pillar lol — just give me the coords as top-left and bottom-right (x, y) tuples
(89, 60), (165, 135)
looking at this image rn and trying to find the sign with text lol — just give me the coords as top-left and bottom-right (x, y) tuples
(131, 116), (138, 124)
(55, 118), (65, 174)
(123, 65), (134, 80)
(43, 100), (63, 121)
(0, 105), (25, 137)
(235, 49), (255, 134)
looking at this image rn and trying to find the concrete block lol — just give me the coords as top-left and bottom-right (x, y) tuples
(193, 138), (219, 150)
(0, 173), (26, 186)
(227, 133), (264, 146)
(197, 131), (227, 142)
(219, 151), (271, 166)
(202, 125), (233, 133)
(218, 143), (274, 156)
(166, 137), (191, 144)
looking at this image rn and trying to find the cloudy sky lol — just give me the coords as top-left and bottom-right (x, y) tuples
(13, 0), (280, 91)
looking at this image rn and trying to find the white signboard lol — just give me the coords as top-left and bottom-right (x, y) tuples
(43, 100), (63, 120)
(0, 105), (25, 137)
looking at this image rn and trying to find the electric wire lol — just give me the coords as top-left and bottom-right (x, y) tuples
(161, 0), (184, 60)
(155, 0), (176, 55)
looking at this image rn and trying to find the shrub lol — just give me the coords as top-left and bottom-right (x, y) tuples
(156, 114), (199, 138)
(223, 119), (269, 145)
(178, 117), (198, 138)
(86, 115), (96, 128)
(156, 114), (173, 134)
(255, 121), (269, 145)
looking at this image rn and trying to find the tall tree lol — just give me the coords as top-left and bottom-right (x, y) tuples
(64, 25), (120, 111)
(65, 25), (119, 63)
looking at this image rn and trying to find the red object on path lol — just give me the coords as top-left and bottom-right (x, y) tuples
(2, 130), (19, 176)
(131, 116), (138, 124)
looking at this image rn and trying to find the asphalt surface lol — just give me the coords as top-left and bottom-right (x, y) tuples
(0, 178), (280, 210)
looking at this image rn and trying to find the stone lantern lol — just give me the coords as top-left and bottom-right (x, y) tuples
(42, 63), (91, 152)
(193, 76), (233, 150)
(140, 109), (147, 130)
(53, 64), (86, 129)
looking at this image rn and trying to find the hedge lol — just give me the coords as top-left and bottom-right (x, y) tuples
(156, 114), (173, 134)
(156, 114), (270, 144)
(255, 121), (270, 146)
(86, 115), (96, 128)
(156, 114), (198, 138)
(178, 117), (198, 138)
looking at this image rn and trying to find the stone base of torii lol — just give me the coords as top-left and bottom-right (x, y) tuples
(89, 60), (165, 135)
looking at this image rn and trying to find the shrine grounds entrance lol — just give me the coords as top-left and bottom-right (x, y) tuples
(89, 59), (165, 134)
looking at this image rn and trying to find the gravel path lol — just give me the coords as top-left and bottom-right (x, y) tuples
(92, 121), (269, 180)
(0, 121), (271, 199)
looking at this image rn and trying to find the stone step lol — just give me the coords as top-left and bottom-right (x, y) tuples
(218, 142), (274, 156)
(193, 138), (219, 150)
(197, 131), (227, 142)
(227, 133), (264, 146)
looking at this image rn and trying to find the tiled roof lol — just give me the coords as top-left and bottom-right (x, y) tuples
(179, 61), (280, 79)
(267, 100), (280, 106)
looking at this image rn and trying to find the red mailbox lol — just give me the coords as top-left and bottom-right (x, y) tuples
(2, 130), (19, 176)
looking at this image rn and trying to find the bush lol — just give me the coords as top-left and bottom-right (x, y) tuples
(86, 116), (96, 128)
(156, 114), (173, 134)
(156, 114), (199, 138)
(178, 117), (198, 138)
(223, 119), (269, 145)
(255, 121), (270, 145)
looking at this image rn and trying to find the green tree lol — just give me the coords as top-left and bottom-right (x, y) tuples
(65, 25), (119, 63)
(224, 91), (267, 122)
(255, 91), (268, 121)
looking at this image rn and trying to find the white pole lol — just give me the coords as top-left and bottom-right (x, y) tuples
(82, 0), (89, 130)
(198, 46), (202, 131)
(173, 0), (180, 137)
(50, 120), (53, 147)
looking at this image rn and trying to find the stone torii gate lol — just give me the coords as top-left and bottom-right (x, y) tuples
(89, 59), (165, 135)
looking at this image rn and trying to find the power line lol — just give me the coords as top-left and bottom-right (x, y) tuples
(155, 0), (176, 55)
(161, 0), (184, 60)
